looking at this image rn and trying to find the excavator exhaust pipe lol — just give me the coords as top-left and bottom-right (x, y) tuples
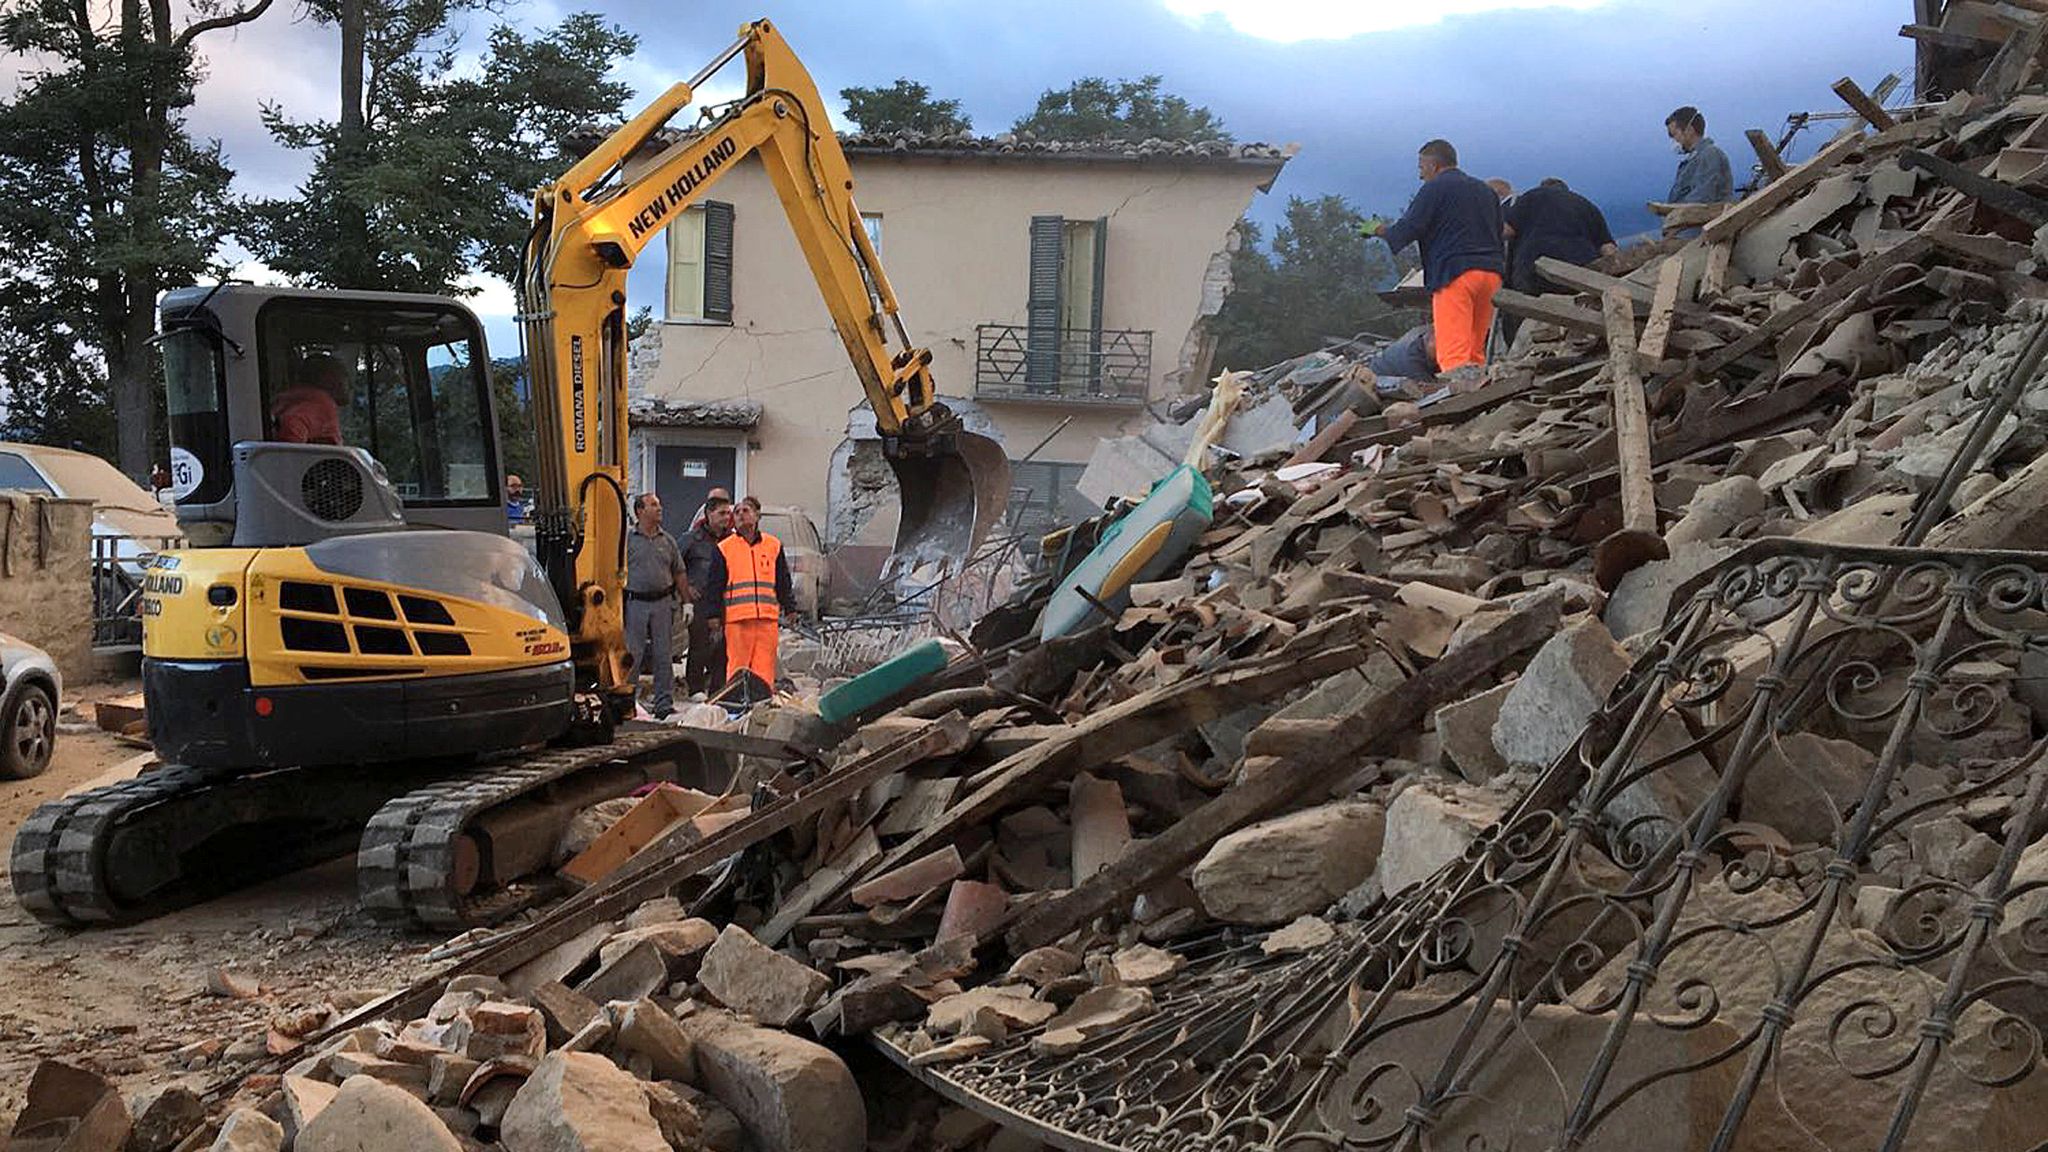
(883, 431), (1011, 585)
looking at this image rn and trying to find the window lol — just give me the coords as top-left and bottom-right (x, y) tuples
(1025, 215), (1109, 387)
(1008, 460), (1093, 545)
(256, 301), (497, 505)
(861, 212), (883, 256)
(665, 201), (735, 323)
(161, 326), (230, 505)
(0, 452), (51, 494)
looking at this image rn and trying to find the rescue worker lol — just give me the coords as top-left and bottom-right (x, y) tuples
(1358, 139), (1505, 381)
(272, 354), (348, 445)
(504, 474), (530, 524)
(681, 494), (732, 697)
(689, 486), (733, 533)
(713, 495), (798, 695)
(624, 492), (690, 719)
(1501, 177), (1619, 342)
(1665, 106), (1733, 205)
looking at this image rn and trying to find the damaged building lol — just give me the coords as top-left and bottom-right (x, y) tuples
(626, 132), (1292, 588)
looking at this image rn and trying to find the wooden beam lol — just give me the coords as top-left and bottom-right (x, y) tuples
(1832, 76), (1898, 130)
(1700, 129), (1867, 243)
(1699, 241), (1732, 300)
(1638, 256), (1686, 362)
(814, 622), (1379, 918)
(1699, 236), (1934, 376)
(1593, 287), (1668, 590)
(313, 714), (974, 1035)
(1001, 592), (1563, 953)
(1492, 288), (1718, 354)
(1745, 129), (1789, 180)
(1899, 147), (2048, 225)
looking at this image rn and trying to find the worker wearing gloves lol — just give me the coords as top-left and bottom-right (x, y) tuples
(1665, 106), (1733, 205)
(1358, 139), (1505, 379)
(712, 496), (799, 695)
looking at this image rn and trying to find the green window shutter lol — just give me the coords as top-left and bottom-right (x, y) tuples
(1088, 216), (1109, 389)
(1025, 215), (1064, 388)
(703, 201), (735, 324)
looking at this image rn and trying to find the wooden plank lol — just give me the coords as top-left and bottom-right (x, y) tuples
(1001, 591), (1562, 953)
(314, 714), (973, 1035)
(1493, 288), (1718, 354)
(823, 623), (1380, 918)
(1638, 256), (1686, 362)
(756, 827), (880, 946)
(1698, 236), (1934, 376)
(1700, 129), (1867, 243)
(1832, 76), (1898, 130)
(1746, 129), (1789, 180)
(1594, 288), (1669, 590)
(1925, 229), (2032, 269)
(1699, 241), (1732, 300)
(1531, 257), (1655, 305)
(1899, 147), (2048, 225)
(1283, 408), (1359, 467)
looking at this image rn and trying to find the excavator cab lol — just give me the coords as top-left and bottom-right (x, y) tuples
(159, 284), (512, 549)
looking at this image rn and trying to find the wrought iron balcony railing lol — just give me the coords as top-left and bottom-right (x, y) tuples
(974, 324), (1151, 405)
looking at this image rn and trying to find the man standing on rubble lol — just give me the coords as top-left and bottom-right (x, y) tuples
(713, 496), (799, 698)
(1501, 178), (1620, 342)
(681, 494), (732, 697)
(625, 492), (691, 720)
(1666, 106), (1734, 205)
(1359, 139), (1505, 381)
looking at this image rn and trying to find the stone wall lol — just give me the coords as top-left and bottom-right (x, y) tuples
(0, 495), (94, 684)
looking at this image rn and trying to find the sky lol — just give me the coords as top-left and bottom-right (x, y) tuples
(160, 0), (1913, 350)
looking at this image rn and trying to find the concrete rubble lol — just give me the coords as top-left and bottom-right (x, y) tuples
(26, 24), (2048, 1152)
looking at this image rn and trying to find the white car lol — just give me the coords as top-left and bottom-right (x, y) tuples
(1, 631), (59, 779)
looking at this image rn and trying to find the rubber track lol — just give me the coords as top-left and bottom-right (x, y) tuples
(357, 728), (697, 932)
(9, 764), (334, 926)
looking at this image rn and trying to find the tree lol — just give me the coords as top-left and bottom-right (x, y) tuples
(1012, 75), (1229, 143)
(0, 0), (271, 476)
(1209, 195), (1417, 371)
(839, 78), (970, 136)
(243, 7), (638, 293)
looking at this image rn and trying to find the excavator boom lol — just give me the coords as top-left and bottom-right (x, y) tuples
(520, 19), (1008, 693)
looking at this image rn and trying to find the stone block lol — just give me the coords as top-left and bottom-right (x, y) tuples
(698, 925), (831, 1028)
(1191, 801), (1384, 926)
(677, 1011), (865, 1152)
(1379, 780), (1509, 897)
(500, 1052), (667, 1152)
(295, 1075), (462, 1152)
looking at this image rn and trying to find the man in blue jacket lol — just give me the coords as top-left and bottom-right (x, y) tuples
(1666, 106), (1734, 205)
(1359, 139), (1505, 379)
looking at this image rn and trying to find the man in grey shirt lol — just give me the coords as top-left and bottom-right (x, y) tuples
(625, 492), (690, 719)
(1665, 106), (1733, 205)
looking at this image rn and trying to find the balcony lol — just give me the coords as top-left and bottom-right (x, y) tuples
(974, 324), (1152, 406)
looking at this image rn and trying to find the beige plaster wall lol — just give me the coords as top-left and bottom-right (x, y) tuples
(0, 495), (93, 683)
(637, 153), (1274, 536)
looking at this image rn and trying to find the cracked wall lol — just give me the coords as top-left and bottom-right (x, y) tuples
(639, 153), (1273, 540)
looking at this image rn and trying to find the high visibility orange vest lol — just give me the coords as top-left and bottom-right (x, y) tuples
(718, 531), (784, 623)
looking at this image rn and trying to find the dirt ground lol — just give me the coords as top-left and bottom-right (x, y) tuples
(0, 683), (443, 1120)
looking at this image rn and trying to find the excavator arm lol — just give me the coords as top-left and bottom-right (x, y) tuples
(517, 19), (1007, 705)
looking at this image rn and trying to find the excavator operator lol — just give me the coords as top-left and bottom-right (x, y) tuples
(271, 354), (349, 446)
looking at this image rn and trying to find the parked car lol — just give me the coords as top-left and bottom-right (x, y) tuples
(757, 506), (829, 618)
(0, 631), (59, 779)
(0, 442), (183, 645)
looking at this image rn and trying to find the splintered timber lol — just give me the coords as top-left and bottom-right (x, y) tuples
(627, 136), (740, 240)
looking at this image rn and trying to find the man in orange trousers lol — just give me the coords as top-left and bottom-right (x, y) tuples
(711, 496), (799, 699)
(1359, 138), (1506, 384)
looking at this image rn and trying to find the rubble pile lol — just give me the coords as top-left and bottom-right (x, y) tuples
(32, 51), (2048, 1152)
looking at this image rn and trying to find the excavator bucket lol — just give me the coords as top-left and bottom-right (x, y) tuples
(884, 431), (1011, 582)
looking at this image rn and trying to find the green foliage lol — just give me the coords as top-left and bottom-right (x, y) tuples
(1012, 75), (1230, 143)
(1209, 196), (1418, 371)
(839, 78), (970, 136)
(243, 8), (638, 293)
(0, 0), (256, 471)
(490, 358), (536, 482)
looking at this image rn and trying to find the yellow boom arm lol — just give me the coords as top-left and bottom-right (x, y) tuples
(517, 18), (969, 702)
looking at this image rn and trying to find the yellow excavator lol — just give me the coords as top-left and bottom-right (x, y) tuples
(10, 19), (1007, 929)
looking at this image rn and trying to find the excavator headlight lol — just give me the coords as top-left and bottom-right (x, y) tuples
(592, 240), (631, 269)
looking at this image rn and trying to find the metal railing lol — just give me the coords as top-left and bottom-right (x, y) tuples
(974, 324), (1151, 404)
(896, 538), (2048, 1151)
(93, 533), (183, 649)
